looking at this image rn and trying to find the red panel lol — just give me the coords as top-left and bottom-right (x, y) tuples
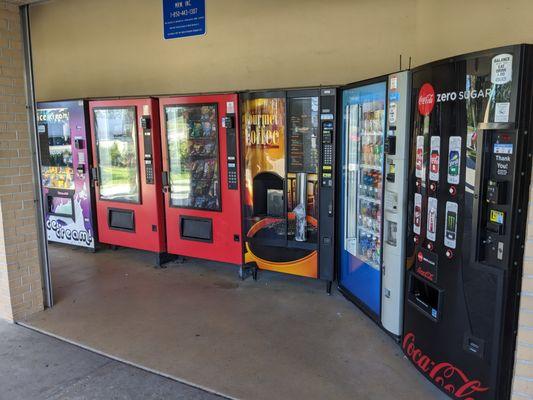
(89, 98), (166, 253)
(159, 94), (242, 265)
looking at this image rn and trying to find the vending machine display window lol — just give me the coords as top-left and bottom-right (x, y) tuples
(343, 82), (386, 269)
(164, 104), (221, 211)
(39, 108), (74, 190)
(94, 107), (140, 203)
(287, 96), (319, 244)
(339, 80), (387, 317)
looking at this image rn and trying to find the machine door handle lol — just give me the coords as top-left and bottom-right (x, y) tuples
(162, 171), (169, 192)
(90, 167), (99, 186)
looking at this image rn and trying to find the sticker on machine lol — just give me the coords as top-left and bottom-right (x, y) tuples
(226, 101), (235, 114)
(390, 76), (398, 90)
(426, 196), (438, 242)
(444, 201), (458, 249)
(494, 102), (510, 123)
(429, 136), (440, 182)
(415, 135), (425, 179)
(413, 193), (422, 235)
(491, 54), (513, 85)
(389, 102), (397, 125)
(447, 136), (462, 185)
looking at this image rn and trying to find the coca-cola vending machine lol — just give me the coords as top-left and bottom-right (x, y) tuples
(403, 44), (533, 399)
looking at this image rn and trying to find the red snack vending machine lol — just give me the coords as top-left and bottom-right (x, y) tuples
(89, 98), (166, 263)
(159, 94), (242, 266)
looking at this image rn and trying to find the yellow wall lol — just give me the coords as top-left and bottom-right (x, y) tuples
(30, 0), (533, 101)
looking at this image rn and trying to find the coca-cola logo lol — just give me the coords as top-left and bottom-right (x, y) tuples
(403, 333), (489, 399)
(418, 83), (435, 116)
(416, 266), (434, 282)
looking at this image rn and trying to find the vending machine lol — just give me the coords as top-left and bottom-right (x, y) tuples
(89, 98), (166, 262)
(158, 94), (242, 265)
(403, 45), (533, 399)
(37, 100), (97, 250)
(240, 88), (336, 288)
(337, 72), (410, 336)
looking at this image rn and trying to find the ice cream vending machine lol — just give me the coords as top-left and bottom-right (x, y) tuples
(240, 88), (337, 288)
(337, 72), (410, 336)
(403, 45), (533, 399)
(37, 100), (97, 249)
(158, 94), (243, 265)
(89, 98), (166, 262)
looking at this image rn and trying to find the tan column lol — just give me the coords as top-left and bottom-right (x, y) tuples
(0, 0), (43, 321)
(513, 171), (533, 398)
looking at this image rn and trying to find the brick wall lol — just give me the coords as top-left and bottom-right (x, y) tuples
(0, 0), (43, 321)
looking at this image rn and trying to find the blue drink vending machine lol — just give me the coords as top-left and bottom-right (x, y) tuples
(338, 72), (411, 336)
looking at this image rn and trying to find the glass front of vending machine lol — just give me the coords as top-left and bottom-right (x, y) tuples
(339, 79), (387, 317)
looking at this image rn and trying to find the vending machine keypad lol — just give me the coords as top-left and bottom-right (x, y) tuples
(318, 88), (336, 281)
(142, 115), (154, 184)
(321, 121), (334, 187)
(225, 114), (238, 190)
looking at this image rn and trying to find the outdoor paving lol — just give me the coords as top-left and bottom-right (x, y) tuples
(0, 319), (223, 400)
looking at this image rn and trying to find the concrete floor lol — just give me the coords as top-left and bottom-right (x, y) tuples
(24, 244), (447, 400)
(0, 320), (222, 400)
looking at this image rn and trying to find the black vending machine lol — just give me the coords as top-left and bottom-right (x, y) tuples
(403, 44), (533, 399)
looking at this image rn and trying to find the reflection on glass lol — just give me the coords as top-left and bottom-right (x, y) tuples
(165, 104), (220, 210)
(94, 107), (140, 203)
(343, 83), (386, 269)
(38, 108), (74, 190)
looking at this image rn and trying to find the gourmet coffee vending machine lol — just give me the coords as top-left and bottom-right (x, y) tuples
(240, 89), (336, 289)
(403, 45), (533, 399)
(89, 98), (166, 264)
(37, 100), (97, 250)
(338, 72), (410, 336)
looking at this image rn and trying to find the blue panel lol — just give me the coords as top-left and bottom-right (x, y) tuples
(163, 0), (206, 40)
(339, 81), (387, 317)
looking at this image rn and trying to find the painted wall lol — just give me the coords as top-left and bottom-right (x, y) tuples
(29, 0), (533, 101)
(30, 0), (418, 100)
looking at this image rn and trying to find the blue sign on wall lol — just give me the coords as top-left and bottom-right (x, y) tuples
(163, 0), (206, 40)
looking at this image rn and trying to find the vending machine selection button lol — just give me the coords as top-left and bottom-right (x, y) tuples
(449, 185), (457, 196)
